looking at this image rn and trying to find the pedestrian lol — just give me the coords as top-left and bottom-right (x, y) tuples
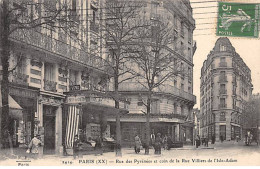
(151, 132), (155, 147)
(220, 135), (224, 143)
(27, 134), (42, 159)
(73, 135), (81, 159)
(166, 135), (172, 150)
(154, 133), (162, 154)
(195, 135), (200, 148)
(163, 135), (168, 150)
(95, 136), (103, 155)
(204, 137), (208, 147)
(134, 134), (142, 154)
(211, 135), (215, 144)
(235, 135), (239, 142)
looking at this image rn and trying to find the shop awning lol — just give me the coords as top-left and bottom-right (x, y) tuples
(0, 94), (23, 119)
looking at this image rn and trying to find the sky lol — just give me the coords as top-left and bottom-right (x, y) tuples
(190, 0), (260, 108)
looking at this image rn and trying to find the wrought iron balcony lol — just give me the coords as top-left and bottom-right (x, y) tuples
(219, 76), (227, 83)
(119, 82), (196, 103)
(9, 29), (109, 72)
(219, 89), (227, 95)
(44, 79), (57, 92)
(218, 104), (227, 109)
(11, 72), (29, 86)
(219, 62), (227, 67)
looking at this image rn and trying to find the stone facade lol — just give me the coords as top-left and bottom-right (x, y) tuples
(200, 37), (253, 142)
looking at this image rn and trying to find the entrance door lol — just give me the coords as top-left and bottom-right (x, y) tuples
(43, 106), (56, 154)
(219, 125), (226, 140)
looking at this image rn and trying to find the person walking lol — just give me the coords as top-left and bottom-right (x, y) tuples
(95, 136), (103, 155)
(211, 135), (215, 144)
(134, 134), (142, 154)
(154, 133), (162, 154)
(151, 132), (155, 147)
(166, 135), (172, 150)
(27, 134), (42, 159)
(204, 137), (208, 147)
(220, 135), (224, 143)
(73, 135), (81, 159)
(195, 135), (200, 148)
(163, 135), (168, 150)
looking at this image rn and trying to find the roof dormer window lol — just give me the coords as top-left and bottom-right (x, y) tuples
(220, 44), (226, 51)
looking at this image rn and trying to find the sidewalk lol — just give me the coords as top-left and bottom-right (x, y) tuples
(0, 140), (258, 162)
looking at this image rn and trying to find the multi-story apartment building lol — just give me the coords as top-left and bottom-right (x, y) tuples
(106, 0), (197, 146)
(200, 37), (253, 142)
(3, 0), (129, 155)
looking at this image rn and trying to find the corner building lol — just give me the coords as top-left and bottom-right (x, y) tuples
(5, 0), (127, 155)
(200, 37), (253, 141)
(108, 0), (197, 146)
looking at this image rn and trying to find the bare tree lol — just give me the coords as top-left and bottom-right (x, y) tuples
(242, 98), (260, 143)
(64, 0), (147, 156)
(128, 19), (188, 154)
(0, 0), (73, 150)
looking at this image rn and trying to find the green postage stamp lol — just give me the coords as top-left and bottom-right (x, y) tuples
(217, 2), (259, 38)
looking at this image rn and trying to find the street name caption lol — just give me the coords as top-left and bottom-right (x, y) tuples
(59, 158), (237, 165)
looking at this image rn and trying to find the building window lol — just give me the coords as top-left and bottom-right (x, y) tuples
(69, 69), (78, 85)
(44, 63), (55, 81)
(220, 44), (226, 51)
(174, 14), (177, 28)
(188, 87), (191, 93)
(220, 112), (226, 121)
(174, 103), (177, 114)
(188, 29), (192, 42)
(174, 80), (177, 86)
(180, 22), (184, 36)
(220, 84), (226, 94)
(181, 105), (184, 115)
(181, 83), (184, 91)
(220, 98), (226, 108)
(16, 55), (26, 74)
(220, 57), (226, 62)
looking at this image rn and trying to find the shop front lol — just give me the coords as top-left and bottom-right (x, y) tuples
(107, 114), (184, 147)
(64, 91), (128, 155)
(9, 85), (38, 147)
(37, 92), (64, 155)
(0, 91), (23, 148)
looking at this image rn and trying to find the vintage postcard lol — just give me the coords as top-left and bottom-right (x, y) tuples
(0, 0), (260, 166)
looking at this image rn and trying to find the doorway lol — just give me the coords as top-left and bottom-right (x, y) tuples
(43, 105), (56, 154)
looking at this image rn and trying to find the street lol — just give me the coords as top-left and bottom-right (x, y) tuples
(0, 141), (259, 166)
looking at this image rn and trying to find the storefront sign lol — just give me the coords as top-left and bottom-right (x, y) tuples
(10, 86), (38, 99)
(67, 96), (87, 103)
(69, 85), (81, 91)
(40, 95), (63, 105)
(67, 94), (126, 109)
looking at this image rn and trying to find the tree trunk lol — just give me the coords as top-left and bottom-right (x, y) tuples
(145, 91), (151, 155)
(0, 0), (11, 150)
(114, 71), (121, 156)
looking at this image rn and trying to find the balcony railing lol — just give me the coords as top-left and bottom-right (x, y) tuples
(11, 72), (29, 86)
(219, 76), (227, 83)
(219, 62), (227, 67)
(218, 104), (227, 109)
(10, 29), (109, 72)
(44, 79), (57, 92)
(119, 82), (196, 103)
(219, 89), (227, 95)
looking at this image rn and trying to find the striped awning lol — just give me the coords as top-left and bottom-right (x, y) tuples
(65, 105), (80, 148)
